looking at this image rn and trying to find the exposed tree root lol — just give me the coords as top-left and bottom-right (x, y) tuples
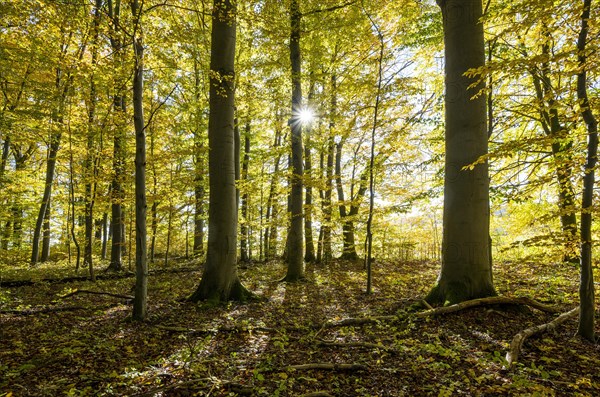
(288, 363), (366, 371)
(505, 307), (579, 368)
(59, 289), (134, 300)
(414, 296), (561, 317)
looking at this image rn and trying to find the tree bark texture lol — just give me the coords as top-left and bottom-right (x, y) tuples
(189, 0), (249, 302)
(427, 0), (495, 305)
(132, 0), (148, 321)
(285, 0), (305, 281)
(576, 0), (597, 342)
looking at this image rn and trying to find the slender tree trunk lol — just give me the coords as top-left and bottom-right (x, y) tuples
(132, 0), (147, 321)
(68, 124), (82, 272)
(107, 0), (126, 272)
(528, 37), (578, 263)
(193, 57), (206, 258)
(264, 127), (283, 260)
(426, 0), (495, 305)
(84, 0), (102, 274)
(240, 121), (251, 263)
(41, 201), (51, 261)
(285, 0), (305, 281)
(31, 132), (61, 265)
(101, 212), (108, 260)
(189, 0), (250, 302)
(576, 0), (596, 342)
(335, 139), (359, 260)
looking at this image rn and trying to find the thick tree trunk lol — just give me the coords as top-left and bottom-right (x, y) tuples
(576, 0), (597, 342)
(101, 212), (108, 260)
(427, 0), (495, 305)
(132, 0), (148, 321)
(189, 0), (250, 302)
(285, 0), (305, 281)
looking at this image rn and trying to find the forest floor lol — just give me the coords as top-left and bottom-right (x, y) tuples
(1, 257), (599, 396)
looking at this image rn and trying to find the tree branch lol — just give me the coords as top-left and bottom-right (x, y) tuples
(505, 307), (579, 368)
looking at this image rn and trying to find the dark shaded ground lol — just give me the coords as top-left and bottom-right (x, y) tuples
(1, 258), (599, 396)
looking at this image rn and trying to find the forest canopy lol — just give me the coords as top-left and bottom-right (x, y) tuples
(0, 0), (599, 395)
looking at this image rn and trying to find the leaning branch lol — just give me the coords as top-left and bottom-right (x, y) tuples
(505, 307), (579, 368)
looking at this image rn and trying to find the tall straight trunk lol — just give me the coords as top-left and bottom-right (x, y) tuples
(323, 74), (337, 262)
(285, 0), (305, 281)
(131, 0), (147, 321)
(193, 56), (206, 258)
(576, 0), (596, 342)
(240, 121), (251, 262)
(264, 127), (283, 260)
(41, 201), (51, 261)
(335, 139), (360, 260)
(150, 128), (158, 262)
(101, 212), (108, 260)
(31, 131), (61, 265)
(303, 81), (315, 262)
(107, 0), (126, 272)
(84, 0), (102, 273)
(426, 0), (495, 305)
(68, 125), (82, 271)
(304, 138), (315, 262)
(189, 0), (250, 302)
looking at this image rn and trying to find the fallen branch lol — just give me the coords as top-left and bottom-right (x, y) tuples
(288, 363), (366, 371)
(505, 307), (579, 368)
(0, 266), (199, 288)
(415, 296), (561, 317)
(299, 392), (333, 397)
(1, 305), (96, 315)
(316, 339), (396, 353)
(321, 315), (397, 329)
(60, 289), (134, 300)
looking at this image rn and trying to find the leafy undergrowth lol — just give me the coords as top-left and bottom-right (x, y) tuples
(1, 259), (599, 396)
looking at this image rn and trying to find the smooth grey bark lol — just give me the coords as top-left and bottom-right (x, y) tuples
(240, 121), (251, 263)
(334, 138), (368, 261)
(285, 0), (305, 281)
(68, 127), (82, 271)
(264, 126), (283, 260)
(131, 0), (147, 321)
(189, 0), (250, 302)
(107, 0), (126, 272)
(150, 128), (158, 263)
(31, 132), (60, 265)
(41, 202), (50, 261)
(84, 0), (102, 274)
(192, 56), (206, 258)
(576, 0), (596, 342)
(303, 81), (315, 263)
(426, 0), (495, 305)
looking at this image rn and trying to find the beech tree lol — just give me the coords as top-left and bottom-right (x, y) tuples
(284, 0), (305, 281)
(426, 0), (496, 305)
(189, 0), (251, 302)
